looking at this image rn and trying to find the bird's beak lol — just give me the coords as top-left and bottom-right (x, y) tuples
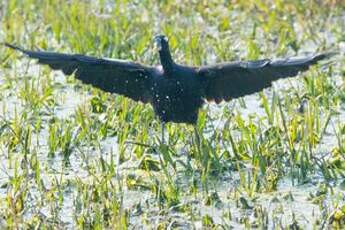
(154, 37), (162, 51)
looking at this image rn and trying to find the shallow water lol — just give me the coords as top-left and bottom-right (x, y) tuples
(0, 3), (344, 228)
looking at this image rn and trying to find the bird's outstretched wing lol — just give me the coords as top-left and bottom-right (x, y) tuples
(4, 43), (153, 103)
(198, 53), (335, 103)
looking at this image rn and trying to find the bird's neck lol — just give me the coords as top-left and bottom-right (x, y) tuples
(159, 48), (174, 75)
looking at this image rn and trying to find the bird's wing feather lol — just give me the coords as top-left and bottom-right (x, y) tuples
(198, 53), (334, 103)
(5, 43), (153, 103)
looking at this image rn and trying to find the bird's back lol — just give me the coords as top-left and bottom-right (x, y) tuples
(150, 65), (204, 124)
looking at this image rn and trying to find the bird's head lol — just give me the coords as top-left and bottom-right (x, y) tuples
(154, 35), (169, 51)
(154, 35), (174, 73)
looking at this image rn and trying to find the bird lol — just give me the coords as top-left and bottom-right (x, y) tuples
(3, 35), (335, 144)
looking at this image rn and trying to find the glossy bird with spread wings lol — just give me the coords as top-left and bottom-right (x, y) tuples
(4, 35), (333, 127)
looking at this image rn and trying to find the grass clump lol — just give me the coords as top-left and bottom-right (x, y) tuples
(0, 0), (344, 228)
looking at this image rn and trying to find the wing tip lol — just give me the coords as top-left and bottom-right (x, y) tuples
(3, 42), (26, 53)
(313, 51), (338, 62)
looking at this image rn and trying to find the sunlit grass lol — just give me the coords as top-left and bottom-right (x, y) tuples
(0, 0), (344, 228)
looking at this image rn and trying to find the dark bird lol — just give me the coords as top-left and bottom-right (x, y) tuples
(4, 36), (334, 143)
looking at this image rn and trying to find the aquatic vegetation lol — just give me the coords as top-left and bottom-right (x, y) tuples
(0, 0), (344, 228)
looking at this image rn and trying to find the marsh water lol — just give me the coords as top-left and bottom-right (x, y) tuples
(0, 1), (345, 229)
